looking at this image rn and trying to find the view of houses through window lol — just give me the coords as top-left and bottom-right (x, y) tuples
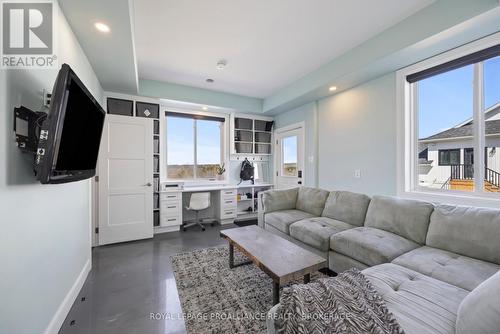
(166, 115), (223, 179)
(417, 55), (500, 193)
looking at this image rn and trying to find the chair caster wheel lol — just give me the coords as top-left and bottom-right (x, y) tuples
(182, 228), (186, 232)
(202, 228), (206, 231)
(211, 223), (215, 227)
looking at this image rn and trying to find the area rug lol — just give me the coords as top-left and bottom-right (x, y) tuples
(171, 246), (326, 334)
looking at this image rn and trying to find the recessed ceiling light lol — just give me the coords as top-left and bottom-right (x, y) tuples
(329, 86), (337, 92)
(94, 22), (110, 33)
(216, 59), (227, 70)
(202, 106), (208, 111)
(206, 78), (214, 83)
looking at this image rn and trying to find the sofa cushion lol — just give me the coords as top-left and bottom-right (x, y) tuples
(289, 217), (354, 251)
(456, 270), (500, 334)
(330, 227), (419, 266)
(427, 204), (500, 265)
(365, 196), (434, 244)
(264, 209), (315, 235)
(392, 246), (500, 291)
(261, 188), (298, 213)
(364, 263), (468, 334)
(296, 187), (329, 216)
(321, 191), (371, 226)
(329, 251), (369, 273)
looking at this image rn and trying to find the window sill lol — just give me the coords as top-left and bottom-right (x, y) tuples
(398, 188), (500, 209)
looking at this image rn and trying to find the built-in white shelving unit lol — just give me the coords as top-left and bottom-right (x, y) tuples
(236, 183), (273, 220)
(230, 113), (274, 160)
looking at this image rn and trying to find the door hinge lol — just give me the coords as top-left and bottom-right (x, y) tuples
(276, 171), (278, 176)
(95, 227), (99, 234)
(95, 175), (99, 182)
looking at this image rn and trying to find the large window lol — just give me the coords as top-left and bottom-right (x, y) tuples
(166, 112), (224, 179)
(399, 34), (500, 200)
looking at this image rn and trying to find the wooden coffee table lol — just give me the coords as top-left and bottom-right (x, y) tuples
(220, 225), (327, 305)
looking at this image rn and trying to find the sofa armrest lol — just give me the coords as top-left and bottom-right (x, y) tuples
(261, 188), (299, 214)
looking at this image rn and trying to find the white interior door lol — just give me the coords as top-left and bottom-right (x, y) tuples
(98, 115), (153, 245)
(275, 124), (305, 189)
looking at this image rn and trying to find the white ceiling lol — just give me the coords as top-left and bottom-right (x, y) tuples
(134, 0), (435, 98)
(59, 0), (138, 94)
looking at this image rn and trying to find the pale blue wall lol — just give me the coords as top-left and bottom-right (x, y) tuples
(264, 0), (500, 114)
(317, 73), (397, 195)
(274, 102), (318, 187)
(0, 5), (102, 334)
(139, 79), (263, 114)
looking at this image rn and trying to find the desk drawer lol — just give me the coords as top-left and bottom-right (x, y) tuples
(221, 208), (237, 219)
(161, 215), (181, 227)
(160, 201), (182, 216)
(161, 192), (181, 201)
(221, 197), (237, 208)
(221, 188), (237, 197)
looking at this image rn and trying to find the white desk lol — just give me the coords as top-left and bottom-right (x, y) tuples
(157, 183), (273, 232)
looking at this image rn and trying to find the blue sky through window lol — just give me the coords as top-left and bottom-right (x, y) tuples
(167, 117), (194, 165)
(419, 56), (500, 139)
(196, 120), (221, 164)
(283, 136), (297, 164)
(167, 117), (221, 165)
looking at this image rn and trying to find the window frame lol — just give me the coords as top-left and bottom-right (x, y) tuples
(161, 108), (229, 182)
(397, 32), (500, 208)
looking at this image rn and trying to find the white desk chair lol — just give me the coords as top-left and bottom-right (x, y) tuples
(182, 192), (214, 231)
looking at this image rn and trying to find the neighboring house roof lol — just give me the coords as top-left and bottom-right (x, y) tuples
(421, 103), (500, 142)
(421, 119), (500, 141)
(452, 102), (500, 128)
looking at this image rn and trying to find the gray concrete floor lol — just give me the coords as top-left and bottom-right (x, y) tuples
(59, 223), (240, 334)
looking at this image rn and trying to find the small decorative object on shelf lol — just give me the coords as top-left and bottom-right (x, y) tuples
(216, 163), (226, 180)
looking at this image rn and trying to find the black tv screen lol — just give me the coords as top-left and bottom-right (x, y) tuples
(36, 63), (105, 184)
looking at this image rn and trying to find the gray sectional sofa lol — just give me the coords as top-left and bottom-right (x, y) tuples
(259, 187), (500, 334)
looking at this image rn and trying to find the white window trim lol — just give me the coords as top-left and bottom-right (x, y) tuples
(396, 32), (500, 208)
(160, 107), (230, 184)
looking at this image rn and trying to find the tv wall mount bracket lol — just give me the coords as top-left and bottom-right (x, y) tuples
(13, 106), (47, 154)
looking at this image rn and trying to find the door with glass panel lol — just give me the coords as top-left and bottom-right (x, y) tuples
(275, 125), (304, 189)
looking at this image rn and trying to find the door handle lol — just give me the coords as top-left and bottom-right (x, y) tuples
(144, 182), (152, 187)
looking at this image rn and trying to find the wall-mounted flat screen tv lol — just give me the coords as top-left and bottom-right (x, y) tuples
(36, 63), (105, 184)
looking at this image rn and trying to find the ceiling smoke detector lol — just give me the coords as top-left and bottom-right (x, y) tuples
(216, 59), (227, 70)
(206, 78), (214, 83)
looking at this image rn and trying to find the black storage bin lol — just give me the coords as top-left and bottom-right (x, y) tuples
(235, 130), (253, 142)
(235, 117), (253, 130)
(154, 211), (160, 227)
(136, 102), (159, 118)
(255, 132), (271, 143)
(255, 143), (271, 154)
(235, 142), (253, 154)
(107, 98), (133, 116)
(255, 120), (274, 131)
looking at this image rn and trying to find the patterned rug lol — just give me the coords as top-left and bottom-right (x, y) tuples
(171, 246), (326, 334)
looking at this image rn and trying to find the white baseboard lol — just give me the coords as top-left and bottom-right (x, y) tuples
(154, 225), (180, 234)
(44, 259), (91, 334)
